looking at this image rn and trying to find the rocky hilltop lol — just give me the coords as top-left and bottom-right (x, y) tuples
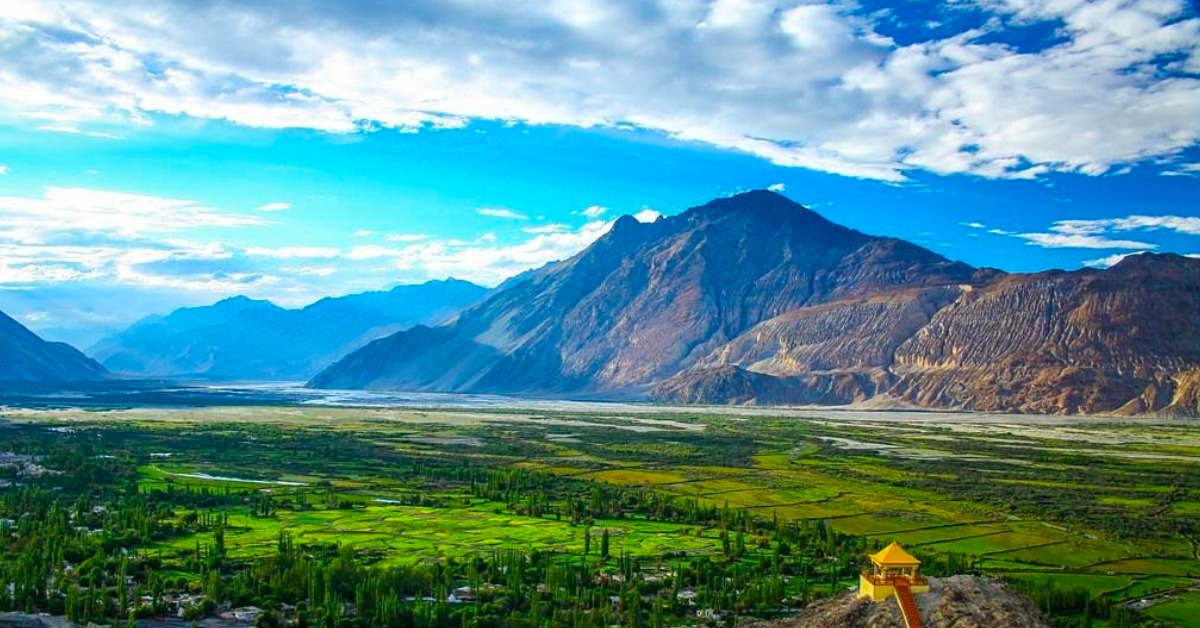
(747, 576), (1052, 628)
(311, 190), (1200, 416)
(0, 309), (107, 382)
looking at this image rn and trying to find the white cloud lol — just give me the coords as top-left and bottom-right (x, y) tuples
(0, 187), (268, 239)
(344, 218), (623, 286)
(36, 124), (123, 140)
(1083, 252), (1142, 268)
(0, 165), (7, 175)
(477, 207), (528, 220)
(1161, 163), (1200, 177)
(0, 0), (1195, 181)
(1009, 211), (1200, 250)
(281, 266), (337, 277)
(1051, 215), (1200, 236)
(0, 186), (341, 316)
(1017, 232), (1156, 249)
(343, 245), (396, 261)
(1124, 216), (1200, 235)
(633, 208), (663, 223)
(256, 201), (292, 212)
(385, 233), (428, 242)
(959, 221), (986, 229)
(579, 205), (607, 219)
(523, 223), (570, 234)
(353, 229), (373, 237)
(767, 183), (786, 192)
(244, 246), (340, 259)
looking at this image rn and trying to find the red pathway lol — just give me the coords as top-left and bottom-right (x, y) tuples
(894, 578), (924, 628)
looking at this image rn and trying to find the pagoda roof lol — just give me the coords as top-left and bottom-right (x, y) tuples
(869, 542), (921, 566)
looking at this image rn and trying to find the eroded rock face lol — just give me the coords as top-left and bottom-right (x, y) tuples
(746, 576), (1052, 628)
(311, 190), (1200, 416)
(658, 252), (1200, 416)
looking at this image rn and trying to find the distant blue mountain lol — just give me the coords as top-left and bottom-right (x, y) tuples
(88, 279), (488, 381)
(0, 309), (107, 382)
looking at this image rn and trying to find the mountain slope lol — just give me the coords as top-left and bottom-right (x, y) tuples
(0, 309), (107, 382)
(90, 279), (487, 381)
(310, 191), (1200, 416)
(657, 252), (1200, 415)
(310, 191), (975, 393)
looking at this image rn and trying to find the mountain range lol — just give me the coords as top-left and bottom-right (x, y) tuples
(89, 279), (488, 381)
(310, 190), (1200, 416)
(0, 309), (108, 382)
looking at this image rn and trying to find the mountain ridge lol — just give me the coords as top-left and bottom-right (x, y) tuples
(90, 278), (489, 381)
(0, 309), (108, 382)
(310, 191), (1200, 416)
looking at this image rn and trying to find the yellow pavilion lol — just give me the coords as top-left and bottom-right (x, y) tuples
(858, 541), (929, 602)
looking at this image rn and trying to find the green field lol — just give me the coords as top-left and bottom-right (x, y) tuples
(1148, 592), (1200, 625)
(2, 404), (1198, 626)
(155, 502), (724, 563)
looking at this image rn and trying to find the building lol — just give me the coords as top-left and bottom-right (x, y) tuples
(858, 541), (929, 601)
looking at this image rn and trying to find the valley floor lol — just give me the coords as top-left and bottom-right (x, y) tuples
(1, 403), (1197, 626)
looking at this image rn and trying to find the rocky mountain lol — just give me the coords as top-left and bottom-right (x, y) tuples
(746, 576), (1052, 628)
(90, 279), (487, 381)
(0, 309), (107, 382)
(310, 190), (1200, 416)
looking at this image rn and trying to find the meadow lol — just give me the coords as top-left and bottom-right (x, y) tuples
(1, 403), (1197, 626)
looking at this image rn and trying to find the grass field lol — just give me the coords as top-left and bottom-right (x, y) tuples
(1147, 592), (1200, 625)
(154, 502), (721, 564)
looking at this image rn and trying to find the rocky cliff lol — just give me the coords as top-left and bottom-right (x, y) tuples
(746, 576), (1052, 628)
(311, 190), (1200, 416)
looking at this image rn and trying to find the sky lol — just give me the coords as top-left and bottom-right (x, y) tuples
(0, 0), (1197, 348)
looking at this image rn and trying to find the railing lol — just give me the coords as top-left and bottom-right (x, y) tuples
(861, 570), (927, 587)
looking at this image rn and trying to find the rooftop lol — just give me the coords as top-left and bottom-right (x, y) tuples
(869, 542), (921, 566)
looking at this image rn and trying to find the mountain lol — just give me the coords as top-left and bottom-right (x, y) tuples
(310, 190), (1200, 416)
(655, 252), (1200, 415)
(89, 279), (488, 381)
(0, 309), (107, 382)
(746, 575), (1051, 628)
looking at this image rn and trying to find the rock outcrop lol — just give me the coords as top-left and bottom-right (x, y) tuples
(746, 576), (1052, 628)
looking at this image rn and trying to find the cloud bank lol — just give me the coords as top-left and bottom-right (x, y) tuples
(964, 210), (1200, 252)
(1, 0), (1197, 182)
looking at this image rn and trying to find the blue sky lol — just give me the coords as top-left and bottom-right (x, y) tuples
(0, 0), (1197, 347)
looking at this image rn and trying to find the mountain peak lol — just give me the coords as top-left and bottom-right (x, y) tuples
(611, 213), (641, 232)
(706, 188), (801, 210)
(214, 295), (268, 306)
(1110, 251), (1200, 271)
(683, 188), (851, 236)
